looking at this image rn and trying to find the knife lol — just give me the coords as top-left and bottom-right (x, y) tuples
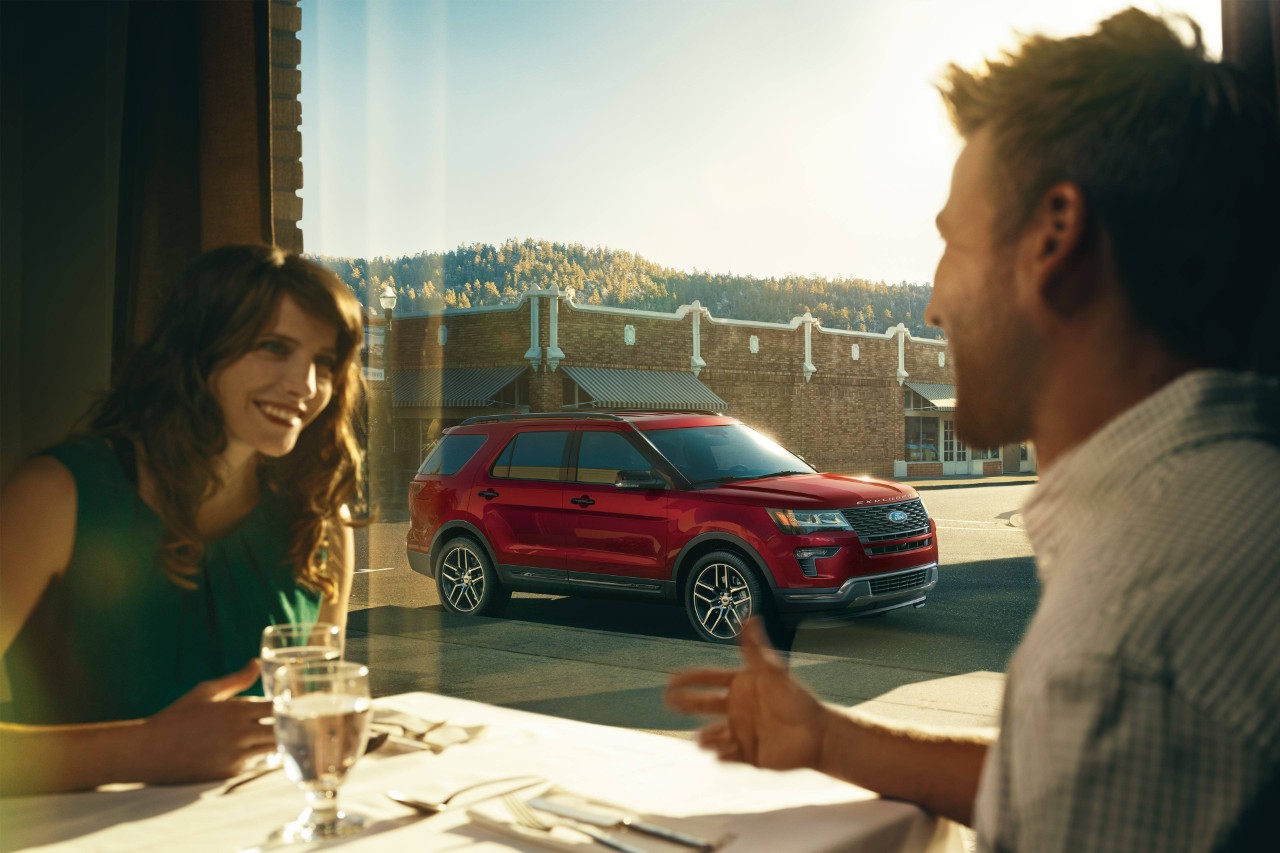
(528, 795), (715, 851)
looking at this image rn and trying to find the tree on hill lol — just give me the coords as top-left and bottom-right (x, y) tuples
(308, 239), (943, 339)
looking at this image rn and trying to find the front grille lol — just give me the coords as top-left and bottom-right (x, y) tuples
(841, 498), (930, 542)
(869, 568), (930, 595)
(866, 537), (932, 557)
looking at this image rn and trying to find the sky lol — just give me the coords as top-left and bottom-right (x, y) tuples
(299, 0), (1222, 285)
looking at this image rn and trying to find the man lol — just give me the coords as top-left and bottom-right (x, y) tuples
(666, 8), (1279, 851)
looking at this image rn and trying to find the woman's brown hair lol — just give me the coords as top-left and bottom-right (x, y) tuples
(90, 245), (367, 601)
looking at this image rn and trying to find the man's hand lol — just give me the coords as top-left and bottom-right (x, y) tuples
(665, 618), (830, 772)
(140, 660), (276, 784)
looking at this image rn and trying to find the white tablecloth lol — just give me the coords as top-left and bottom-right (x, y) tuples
(0, 693), (964, 852)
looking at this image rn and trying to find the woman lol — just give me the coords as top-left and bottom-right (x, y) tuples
(0, 245), (367, 794)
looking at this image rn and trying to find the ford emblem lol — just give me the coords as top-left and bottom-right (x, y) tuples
(887, 510), (909, 524)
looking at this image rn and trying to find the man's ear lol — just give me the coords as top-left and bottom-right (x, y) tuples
(1016, 181), (1091, 317)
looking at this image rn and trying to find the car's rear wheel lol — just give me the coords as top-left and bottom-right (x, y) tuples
(436, 537), (510, 616)
(683, 551), (766, 644)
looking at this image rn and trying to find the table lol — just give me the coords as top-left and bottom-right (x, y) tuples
(0, 693), (964, 852)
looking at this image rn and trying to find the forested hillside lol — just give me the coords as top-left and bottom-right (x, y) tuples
(310, 238), (942, 338)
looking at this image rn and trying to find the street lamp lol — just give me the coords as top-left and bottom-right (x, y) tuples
(379, 284), (397, 313)
(378, 285), (397, 514)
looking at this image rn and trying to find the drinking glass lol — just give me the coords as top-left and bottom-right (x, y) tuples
(260, 622), (343, 700)
(272, 660), (372, 842)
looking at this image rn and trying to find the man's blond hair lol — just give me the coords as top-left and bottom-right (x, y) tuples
(939, 8), (1279, 371)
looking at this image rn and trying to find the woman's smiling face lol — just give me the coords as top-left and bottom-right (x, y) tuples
(210, 295), (340, 465)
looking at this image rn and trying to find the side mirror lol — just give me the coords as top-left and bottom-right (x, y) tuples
(615, 469), (667, 490)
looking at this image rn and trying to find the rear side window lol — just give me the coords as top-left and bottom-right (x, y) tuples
(576, 431), (652, 484)
(491, 430), (570, 481)
(417, 434), (487, 476)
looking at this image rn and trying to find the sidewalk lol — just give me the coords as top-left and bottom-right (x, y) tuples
(906, 473), (1038, 491)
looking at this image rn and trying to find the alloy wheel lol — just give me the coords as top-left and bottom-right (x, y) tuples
(690, 561), (753, 640)
(440, 545), (487, 612)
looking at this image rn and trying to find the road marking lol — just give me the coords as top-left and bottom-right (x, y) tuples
(355, 567), (397, 574)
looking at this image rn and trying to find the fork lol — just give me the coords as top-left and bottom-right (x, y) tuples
(387, 775), (545, 815)
(502, 793), (649, 853)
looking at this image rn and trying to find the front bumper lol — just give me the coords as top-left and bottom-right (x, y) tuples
(771, 562), (938, 624)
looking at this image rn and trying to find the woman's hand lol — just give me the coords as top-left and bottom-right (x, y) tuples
(665, 618), (832, 772)
(138, 660), (276, 784)
(0, 660), (275, 795)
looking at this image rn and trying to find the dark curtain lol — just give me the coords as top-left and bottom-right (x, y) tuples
(1222, 0), (1280, 375)
(113, 0), (274, 366)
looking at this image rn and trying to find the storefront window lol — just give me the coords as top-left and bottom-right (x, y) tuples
(904, 416), (939, 462)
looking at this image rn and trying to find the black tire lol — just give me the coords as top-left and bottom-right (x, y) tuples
(436, 536), (510, 616)
(682, 550), (767, 644)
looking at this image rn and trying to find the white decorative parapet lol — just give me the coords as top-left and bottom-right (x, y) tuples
(896, 323), (910, 385)
(546, 285), (567, 371)
(524, 293), (542, 371)
(802, 312), (817, 382)
(689, 300), (707, 377)
(409, 289), (947, 379)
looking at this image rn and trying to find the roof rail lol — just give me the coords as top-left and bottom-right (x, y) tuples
(609, 409), (726, 417)
(458, 411), (625, 426)
(560, 406), (727, 417)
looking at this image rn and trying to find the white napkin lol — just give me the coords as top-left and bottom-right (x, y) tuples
(371, 708), (485, 754)
(467, 787), (730, 852)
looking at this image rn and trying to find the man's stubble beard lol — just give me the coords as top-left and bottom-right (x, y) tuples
(951, 260), (1040, 451)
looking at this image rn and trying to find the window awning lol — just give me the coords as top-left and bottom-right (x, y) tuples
(392, 366), (526, 408)
(904, 382), (957, 412)
(562, 366), (728, 411)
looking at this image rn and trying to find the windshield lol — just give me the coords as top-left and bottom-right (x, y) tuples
(645, 424), (815, 486)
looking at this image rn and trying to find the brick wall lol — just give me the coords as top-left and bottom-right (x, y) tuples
(903, 335), (950, 384)
(386, 297), (957, 478)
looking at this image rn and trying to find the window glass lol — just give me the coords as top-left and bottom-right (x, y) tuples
(576, 431), (652, 484)
(417, 433), (487, 476)
(646, 424), (812, 486)
(905, 416), (940, 462)
(493, 430), (570, 481)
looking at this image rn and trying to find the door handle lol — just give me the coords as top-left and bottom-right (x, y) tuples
(478, 489), (499, 500)
(570, 495), (596, 507)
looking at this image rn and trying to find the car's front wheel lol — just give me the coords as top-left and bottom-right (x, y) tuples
(683, 551), (766, 644)
(436, 536), (510, 616)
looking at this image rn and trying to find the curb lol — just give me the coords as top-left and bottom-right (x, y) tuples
(910, 477), (1038, 491)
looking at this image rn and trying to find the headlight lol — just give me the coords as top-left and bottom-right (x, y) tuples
(767, 508), (854, 534)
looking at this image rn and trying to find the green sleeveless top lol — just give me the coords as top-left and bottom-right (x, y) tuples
(2, 436), (321, 724)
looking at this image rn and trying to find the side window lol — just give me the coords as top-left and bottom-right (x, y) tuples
(576, 431), (652, 485)
(417, 434), (487, 476)
(492, 430), (570, 481)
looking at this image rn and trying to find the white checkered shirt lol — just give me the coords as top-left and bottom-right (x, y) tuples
(974, 370), (1280, 852)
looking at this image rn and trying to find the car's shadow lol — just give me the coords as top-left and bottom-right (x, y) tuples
(500, 594), (699, 641)
(351, 554), (1038, 670)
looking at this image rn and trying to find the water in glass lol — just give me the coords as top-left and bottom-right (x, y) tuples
(271, 660), (371, 843)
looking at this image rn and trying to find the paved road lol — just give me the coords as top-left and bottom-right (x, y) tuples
(348, 484), (1039, 734)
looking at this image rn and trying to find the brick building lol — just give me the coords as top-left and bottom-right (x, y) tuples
(375, 287), (1038, 483)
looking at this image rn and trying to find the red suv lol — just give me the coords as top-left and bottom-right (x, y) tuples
(406, 412), (939, 643)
